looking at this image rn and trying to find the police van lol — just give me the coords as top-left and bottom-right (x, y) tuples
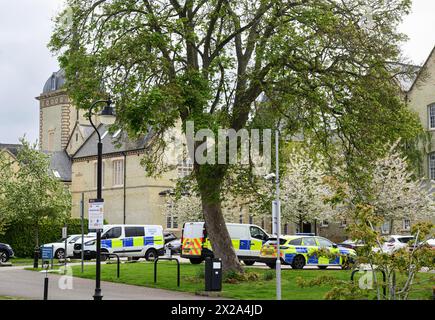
(181, 222), (270, 265)
(73, 224), (164, 261)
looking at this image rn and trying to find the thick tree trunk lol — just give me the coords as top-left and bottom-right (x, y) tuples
(196, 165), (243, 273)
(202, 199), (242, 273)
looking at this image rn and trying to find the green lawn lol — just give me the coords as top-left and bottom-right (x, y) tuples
(68, 262), (434, 300)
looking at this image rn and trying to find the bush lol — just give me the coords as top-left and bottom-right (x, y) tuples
(223, 270), (260, 284)
(0, 218), (88, 257)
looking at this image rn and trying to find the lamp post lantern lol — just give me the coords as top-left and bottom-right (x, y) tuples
(88, 99), (115, 301)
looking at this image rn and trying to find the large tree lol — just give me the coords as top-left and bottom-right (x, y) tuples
(0, 139), (71, 248)
(50, 0), (421, 271)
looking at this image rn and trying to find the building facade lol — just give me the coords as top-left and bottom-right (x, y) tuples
(36, 70), (179, 232)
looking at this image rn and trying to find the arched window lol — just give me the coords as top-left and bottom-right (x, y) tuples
(429, 153), (435, 180)
(428, 103), (435, 129)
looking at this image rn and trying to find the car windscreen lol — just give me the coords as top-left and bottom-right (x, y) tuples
(398, 237), (414, 243)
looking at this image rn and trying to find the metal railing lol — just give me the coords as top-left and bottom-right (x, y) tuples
(101, 252), (121, 278)
(154, 257), (180, 287)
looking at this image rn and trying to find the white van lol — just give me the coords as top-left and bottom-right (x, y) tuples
(73, 224), (164, 261)
(181, 222), (269, 265)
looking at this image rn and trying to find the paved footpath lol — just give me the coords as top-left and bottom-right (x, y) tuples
(0, 267), (220, 300)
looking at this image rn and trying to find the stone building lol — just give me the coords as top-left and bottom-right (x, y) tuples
(36, 70), (179, 232)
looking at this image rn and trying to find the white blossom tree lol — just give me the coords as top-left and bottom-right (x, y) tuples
(368, 144), (435, 233)
(280, 150), (335, 231)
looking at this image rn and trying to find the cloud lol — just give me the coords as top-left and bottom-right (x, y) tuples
(0, 0), (63, 144)
(0, 0), (433, 145)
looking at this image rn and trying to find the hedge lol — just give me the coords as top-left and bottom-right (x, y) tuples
(0, 219), (89, 258)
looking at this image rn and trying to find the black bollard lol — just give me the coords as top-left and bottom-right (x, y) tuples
(43, 277), (49, 300)
(33, 247), (40, 269)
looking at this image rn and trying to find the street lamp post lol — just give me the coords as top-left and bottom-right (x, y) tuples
(88, 99), (116, 301)
(274, 129), (281, 301)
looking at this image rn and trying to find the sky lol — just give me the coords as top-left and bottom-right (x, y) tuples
(0, 0), (434, 145)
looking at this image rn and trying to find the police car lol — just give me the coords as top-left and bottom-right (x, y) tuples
(260, 235), (356, 269)
(73, 224), (164, 261)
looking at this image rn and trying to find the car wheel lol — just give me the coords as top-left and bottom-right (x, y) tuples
(291, 255), (305, 270)
(55, 249), (65, 260)
(243, 260), (255, 266)
(189, 258), (204, 264)
(266, 262), (276, 269)
(318, 266), (328, 270)
(100, 251), (108, 261)
(145, 249), (158, 261)
(0, 250), (9, 263)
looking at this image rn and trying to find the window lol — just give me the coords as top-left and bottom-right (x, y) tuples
(52, 170), (61, 178)
(249, 215), (253, 224)
(289, 238), (302, 246)
(94, 161), (105, 188)
(250, 226), (267, 240)
(75, 133), (79, 142)
(429, 153), (435, 180)
(381, 221), (391, 235)
(284, 223), (288, 235)
(177, 158), (193, 178)
(398, 236), (414, 244)
(68, 236), (81, 244)
(113, 129), (122, 138)
(103, 227), (122, 239)
(317, 237), (333, 248)
(239, 212), (243, 224)
(429, 104), (435, 129)
(125, 227), (145, 237)
(166, 213), (178, 229)
(320, 220), (329, 228)
(166, 202), (178, 229)
(340, 220), (347, 228)
(113, 159), (124, 186)
(302, 237), (317, 246)
(403, 219), (411, 231)
(261, 218), (265, 229)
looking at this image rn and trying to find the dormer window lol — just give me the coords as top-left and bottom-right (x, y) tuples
(429, 104), (435, 129)
(51, 75), (57, 91)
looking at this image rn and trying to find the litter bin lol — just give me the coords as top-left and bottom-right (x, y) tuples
(205, 257), (222, 291)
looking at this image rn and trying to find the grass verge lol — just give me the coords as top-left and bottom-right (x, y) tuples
(65, 262), (434, 300)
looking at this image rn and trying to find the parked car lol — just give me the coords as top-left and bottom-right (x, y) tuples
(42, 234), (94, 259)
(260, 235), (356, 270)
(408, 238), (435, 251)
(375, 235), (414, 254)
(164, 232), (178, 244)
(181, 222), (269, 265)
(74, 224), (164, 261)
(0, 243), (14, 263)
(166, 239), (182, 255)
(338, 239), (365, 250)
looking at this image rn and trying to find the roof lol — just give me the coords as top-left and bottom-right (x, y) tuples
(406, 45), (435, 93)
(387, 62), (421, 92)
(73, 124), (150, 159)
(0, 143), (21, 157)
(45, 150), (72, 182)
(42, 69), (66, 94)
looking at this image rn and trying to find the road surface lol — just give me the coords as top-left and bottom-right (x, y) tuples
(0, 267), (220, 300)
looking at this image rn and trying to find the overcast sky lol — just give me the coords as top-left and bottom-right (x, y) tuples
(0, 0), (434, 145)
